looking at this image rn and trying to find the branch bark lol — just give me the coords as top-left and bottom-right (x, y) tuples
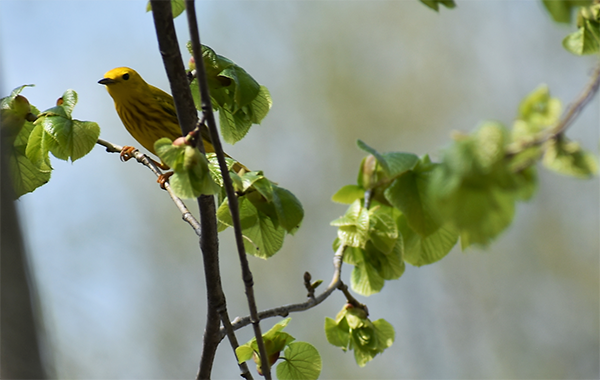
(184, 1), (271, 379)
(149, 2), (228, 378)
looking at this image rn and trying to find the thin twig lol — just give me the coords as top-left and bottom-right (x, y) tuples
(221, 243), (347, 338)
(96, 139), (201, 236)
(506, 62), (600, 156)
(185, 1), (271, 379)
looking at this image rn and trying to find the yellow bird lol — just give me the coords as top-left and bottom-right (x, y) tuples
(98, 67), (246, 172)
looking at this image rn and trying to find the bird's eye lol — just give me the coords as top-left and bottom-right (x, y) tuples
(122, 73), (130, 80)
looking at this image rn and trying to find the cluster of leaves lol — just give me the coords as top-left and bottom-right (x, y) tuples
(1, 86), (99, 198)
(324, 83), (597, 367)
(216, 167), (304, 259)
(563, 3), (600, 55)
(153, 137), (303, 259)
(236, 318), (322, 380)
(330, 84), (596, 295)
(188, 43), (272, 145)
(325, 304), (395, 367)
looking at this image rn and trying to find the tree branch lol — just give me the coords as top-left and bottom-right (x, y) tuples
(184, 1), (271, 379)
(96, 139), (201, 235)
(221, 243), (348, 338)
(506, 61), (600, 156)
(149, 2), (228, 378)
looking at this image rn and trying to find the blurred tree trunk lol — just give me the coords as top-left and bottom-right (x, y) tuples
(1, 133), (47, 379)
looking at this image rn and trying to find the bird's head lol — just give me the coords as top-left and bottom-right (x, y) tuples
(98, 67), (147, 100)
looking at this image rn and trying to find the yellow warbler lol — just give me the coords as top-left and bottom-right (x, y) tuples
(98, 67), (246, 172)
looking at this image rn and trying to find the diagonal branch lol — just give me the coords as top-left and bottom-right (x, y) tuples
(96, 139), (201, 235)
(221, 243), (349, 338)
(184, 1), (271, 378)
(506, 61), (600, 156)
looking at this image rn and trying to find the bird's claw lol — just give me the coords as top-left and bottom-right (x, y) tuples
(157, 172), (174, 189)
(120, 146), (137, 162)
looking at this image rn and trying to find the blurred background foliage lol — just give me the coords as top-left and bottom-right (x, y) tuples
(1, 1), (598, 378)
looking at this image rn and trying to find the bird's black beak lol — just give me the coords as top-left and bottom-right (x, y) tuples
(98, 78), (115, 85)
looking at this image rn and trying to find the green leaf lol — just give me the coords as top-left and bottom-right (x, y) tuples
(58, 89), (77, 117)
(218, 105), (252, 145)
(357, 140), (390, 175)
(430, 124), (523, 248)
(331, 200), (370, 248)
(189, 45), (272, 145)
(351, 261), (384, 296)
(398, 214), (458, 266)
(1, 85), (36, 144)
(327, 306), (394, 368)
(222, 196), (285, 259)
(379, 152), (420, 178)
(563, 18), (600, 55)
(236, 345), (255, 364)
(155, 138), (220, 198)
(271, 184), (304, 234)
(384, 159), (440, 237)
(420, 0), (456, 11)
(332, 184), (365, 204)
(372, 319), (395, 352)
(33, 90), (100, 162)
(456, 188), (516, 249)
(542, 0), (590, 23)
(146, 0), (185, 18)
(24, 123), (52, 171)
(368, 208), (399, 254)
(516, 85), (562, 132)
(324, 317), (350, 349)
(373, 241), (405, 281)
(9, 145), (51, 198)
(543, 138), (598, 178)
(277, 342), (322, 380)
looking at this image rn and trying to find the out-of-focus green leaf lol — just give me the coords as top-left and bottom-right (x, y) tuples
(543, 138), (598, 178)
(419, 0), (456, 12)
(542, 0), (591, 24)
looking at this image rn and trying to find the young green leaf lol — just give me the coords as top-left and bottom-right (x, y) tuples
(419, 0), (456, 12)
(331, 200), (370, 248)
(31, 90), (100, 163)
(542, 0), (590, 24)
(276, 342), (322, 380)
(332, 184), (365, 204)
(9, 145), (51, 198)
(188, 45), (272, 145)
(563, 4), (600, 55)
(324, 317), (350, 350)
(543, 138), (598, 178)
(430, 123), (523, 248)
(384, 157), (440, 237)
(155, 138), (220, 198)
(398, 214), (458, 266)
(351, 261), (385, 296)
(327, 305), (395, 367)
(271, 184), (304, 234)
